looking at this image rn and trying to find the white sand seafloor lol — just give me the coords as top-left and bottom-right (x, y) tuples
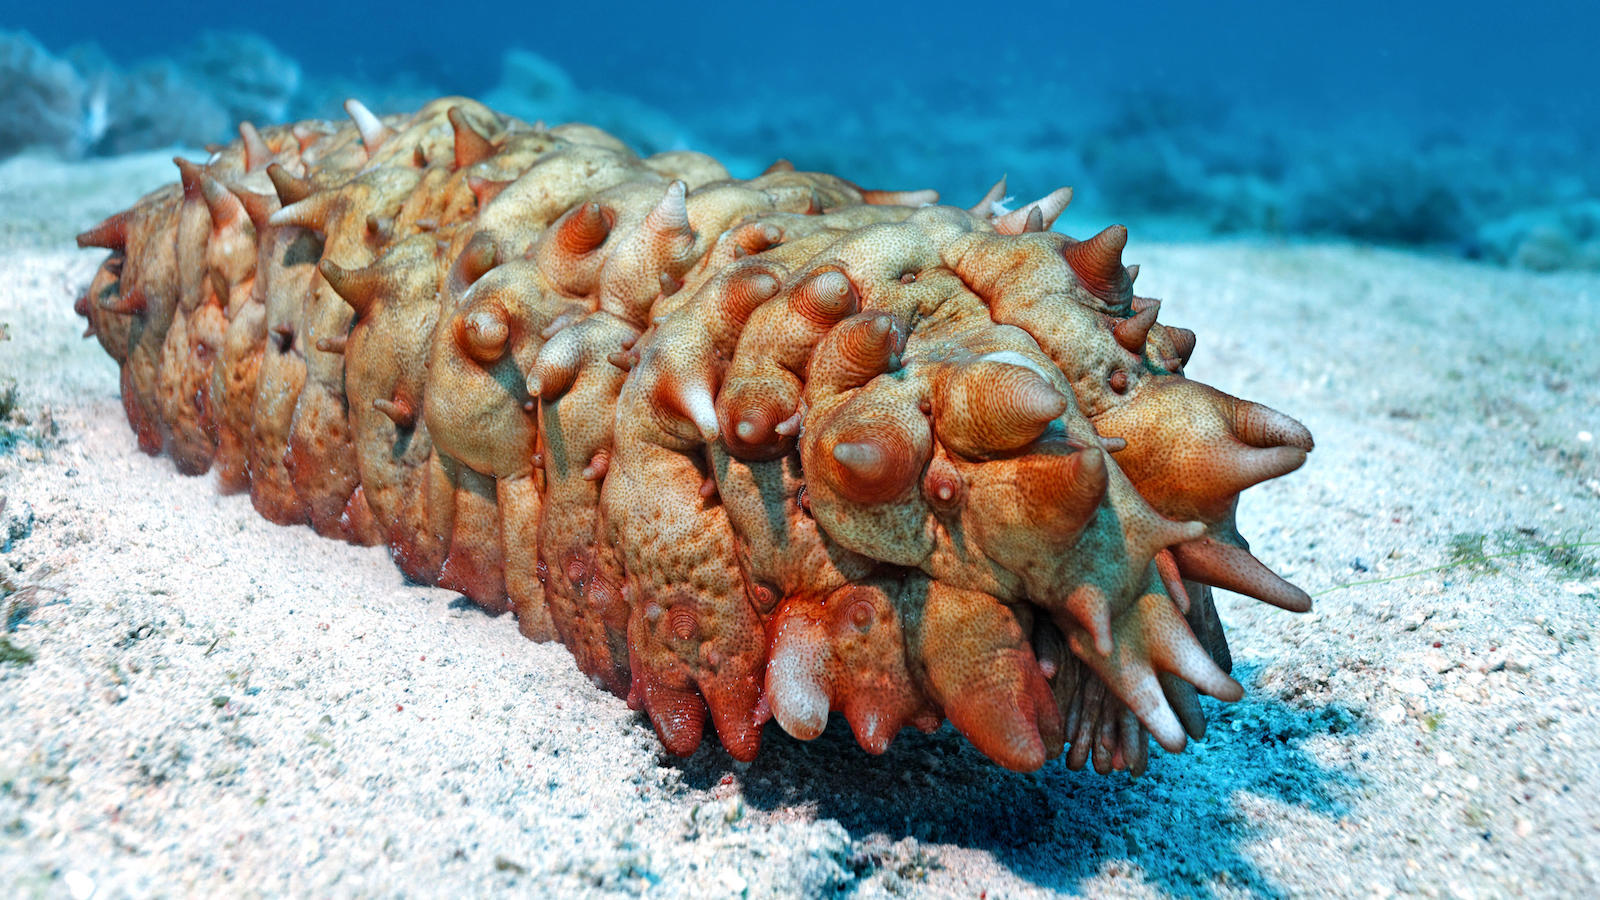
(1, 151), (1597, 900)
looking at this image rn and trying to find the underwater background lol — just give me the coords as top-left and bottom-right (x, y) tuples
(5, 0), (1599, 269)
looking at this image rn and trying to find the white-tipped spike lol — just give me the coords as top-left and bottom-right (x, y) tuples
(1138, 693), (1189, 753)
(681, 382), (720, 443)
(648, 180), (691, 233)
(528, 328), (583, 400)
(968, 175), (1007, 217)
(995, 186), (1073, 234)
(766, 642), (831, 741)
(344, 99), (391, 156)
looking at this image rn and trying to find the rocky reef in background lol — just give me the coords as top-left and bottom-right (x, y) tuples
(4, 29), (1597, 271)
(0, 31), (688, 166)
(3, 31), (299, 158)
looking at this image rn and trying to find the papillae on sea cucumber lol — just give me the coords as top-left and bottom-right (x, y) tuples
(73, 97), (1315, 774)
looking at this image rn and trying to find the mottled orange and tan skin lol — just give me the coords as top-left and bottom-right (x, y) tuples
(535, 309), (636, 685)
(75, 97), (1315, 775)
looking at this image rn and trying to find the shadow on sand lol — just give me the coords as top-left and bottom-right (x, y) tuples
(663, 661), (1360, 898)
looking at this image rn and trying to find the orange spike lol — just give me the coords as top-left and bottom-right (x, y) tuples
(76, 212), (128, 250)
(728, 222), (782, 256)
(172, 157), (206, 198)
(792, 269), (858, 325)
(1168, 327), (1196, 367)
(772, 407), (805, 437)
(99, 284), (147, 315)
(725, 391), (794, 457)
(762, 158), (796, 175)
(467, 176), (510, 207)
(198, 174), (245, 230)
(239, 122), (271, 172)
(1172, 538), (1312, 613)
(265, 163), (311, 206)
(318, 259), (380, 318)
(1062, 224), (1131, 303)
(1112, 300), (1159, 353)
(938, 360), (1068, 457)
(860, 188), (939, 206)
(1140, 594), (1244, 704)
(315, 335), (347, 354)
(764, 599), (834, 740)
(229, 184), (278, 230)
(922, 455), (964, 511)
(825, 421), (924, 505)
(1154, 549), (1191, 615)
(713, 264), (782, 325)
(527, 330), (582, 400)
(449, 232), (499, 294)
(581, 448), (611, 481)
(270, 191), (337, 231)
(555, 202), (614, 256)
(456, 307), (509, 364)
(1023, 447), (1108, 543)
(809, 312), (903, 396)
(1062, 582), (1114, 657)
(830, 441), (895, 500)
(1216, 446), (1312, 505)
(607, 348), (638, 371)
(449, 106), (495, 170)
(1232, 399), (1315, 452)
(373, 397), (415, 428)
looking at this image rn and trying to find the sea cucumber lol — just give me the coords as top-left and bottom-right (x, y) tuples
(73, 97), (1314, 774)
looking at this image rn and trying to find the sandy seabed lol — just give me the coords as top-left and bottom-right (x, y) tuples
(0, 152), (1597, 899)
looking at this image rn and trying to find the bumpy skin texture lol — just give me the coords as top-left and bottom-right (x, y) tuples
(75, 98), (1315, 774)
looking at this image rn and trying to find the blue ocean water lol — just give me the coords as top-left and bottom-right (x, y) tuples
(7, 0), (1599, 265)
(15, 1), (1595, 125)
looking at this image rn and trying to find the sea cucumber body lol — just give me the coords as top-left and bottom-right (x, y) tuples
(75, 97), (1316, 773)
